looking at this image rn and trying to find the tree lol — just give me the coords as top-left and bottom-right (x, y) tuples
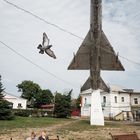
(17, 80), (41, 107)
(34, 89), (54, 108)
(41, 89), (54, 104)
(0, 75), (5, 99)
(17, 80), (41, 100)
(0, 100), (14, 120)
(54, 90), (72, 118)
(17, 80), (54, 108)
(0, 75), (14, 120)
(76, 95), (81, 109)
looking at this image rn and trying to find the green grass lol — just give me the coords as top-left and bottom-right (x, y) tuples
(58, 120), (97, 132)
(0, 116), (72, 131)
(1, 117), (139, 132)
(0, 118), (140, 140)
(58, 119), (140, 132)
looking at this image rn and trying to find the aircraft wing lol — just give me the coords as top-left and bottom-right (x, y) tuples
(68, 31), (91, 70)
(68, 30), (125, 71)
(100, 31), (124, 70)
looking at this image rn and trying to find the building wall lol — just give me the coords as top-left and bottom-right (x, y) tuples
(81, 94), (91, 117)
(80, 89), (134, 118)
(102, 92), (129, 118)
(130, 93), (140, 120)
(131, 93), (140, 106)
(3, 92), (27, 110)
(6, 98), (27, 109)
(109, 92), (131, 117)
(101, 92), (111, 117)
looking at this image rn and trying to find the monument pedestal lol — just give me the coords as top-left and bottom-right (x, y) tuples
(90, 89), (104, 126)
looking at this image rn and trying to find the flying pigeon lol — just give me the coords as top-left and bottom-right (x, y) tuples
(37, 32), (56, 59)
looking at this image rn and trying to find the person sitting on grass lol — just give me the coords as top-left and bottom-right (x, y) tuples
(26, 131), (37, 140)
(38, 130), (49, 140)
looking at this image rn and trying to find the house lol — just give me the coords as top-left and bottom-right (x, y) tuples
(3, 91), (27, 109)
(80, 85), (140, 120)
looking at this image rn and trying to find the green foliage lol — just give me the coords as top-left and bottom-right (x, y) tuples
(71, 95), (81, 110)
(14, 109), (30, 117)
(35, 89), (54, 108)
(76, 95), (81, 109)
(54, 90), (72, 118)
(0, 75), (5, 99)
(13, 109), (52, 117)
(30, 109), (53, 117)
(0, 100), (14, 120)
(17, 80), (41, 101)
(42, 89), (54, 104)
(0, 75), (14, 120)
(17, 80), (54, 108)
(17, 80), (42, 108)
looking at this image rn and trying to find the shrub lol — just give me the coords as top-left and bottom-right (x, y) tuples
(14, 109), (30, 117)
(0, 100), (15, 120)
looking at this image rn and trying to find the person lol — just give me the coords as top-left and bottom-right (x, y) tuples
(38, 130), (49, 140)
(26, 131), (37, 140)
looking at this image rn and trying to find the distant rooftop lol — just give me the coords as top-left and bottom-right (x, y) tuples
(109, 85), (125, 92)
(2, 91), (27, 101)
(80, 85), (139, 95)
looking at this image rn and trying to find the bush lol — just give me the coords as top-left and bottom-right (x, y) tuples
(13, 109), (53, 117)
(14, 109), (30, 117)
(54, 92), (72, 118)
(30, 109), (53, 117)
(0, 100), (15, 120)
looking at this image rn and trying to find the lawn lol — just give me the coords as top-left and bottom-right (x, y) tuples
(0, 116), (72, 131)
(58, 120), (140, 132)
(0, 117), (140, 140)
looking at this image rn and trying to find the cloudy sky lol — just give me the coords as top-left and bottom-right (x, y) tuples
(0, 0), (140, 97)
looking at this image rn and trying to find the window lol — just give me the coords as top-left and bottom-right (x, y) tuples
(84, 98), (87, 105)
(134, 98), (138, 104)
(103, 96), (106, 103)
(121, 97), (124, 102)
(17, 103), (22, 108)
(115, 96), (117, 103)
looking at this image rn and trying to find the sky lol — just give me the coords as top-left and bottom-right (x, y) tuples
(0, 0), (140, 98)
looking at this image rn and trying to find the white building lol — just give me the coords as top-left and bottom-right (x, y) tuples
(81, 85), (140, 120)
(3, 91), (27, 109)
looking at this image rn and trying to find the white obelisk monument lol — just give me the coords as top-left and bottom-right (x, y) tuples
(90, 90), (104, 125)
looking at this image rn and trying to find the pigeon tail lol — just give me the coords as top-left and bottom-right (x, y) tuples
(39, 50), (44, 54)
(45, 49), (56, 59)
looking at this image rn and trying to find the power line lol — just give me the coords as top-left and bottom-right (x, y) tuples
(3, 0), (83, 40)
(101, 47), (140, 66)
(2, 0), (140, 67)
(119, 56), (140, 66)
(0, 40), (79, 88)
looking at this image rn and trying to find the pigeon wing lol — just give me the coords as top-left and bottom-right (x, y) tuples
(45, 49), (56, 59)
(42, 32), (49, 47)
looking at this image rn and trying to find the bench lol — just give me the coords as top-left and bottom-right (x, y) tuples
(109, 132), (140, 140)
